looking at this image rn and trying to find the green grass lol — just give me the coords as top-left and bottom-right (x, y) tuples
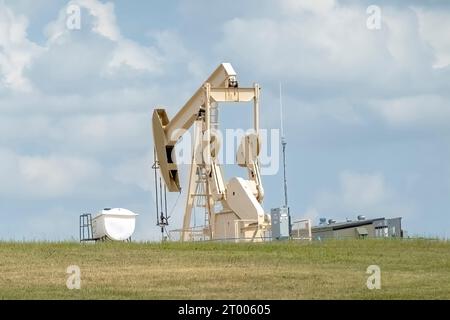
(1, 239), (450, 299)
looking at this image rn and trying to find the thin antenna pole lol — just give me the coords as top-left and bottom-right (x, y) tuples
(279, 82), (284, 138)
(279, 83), (288, 208)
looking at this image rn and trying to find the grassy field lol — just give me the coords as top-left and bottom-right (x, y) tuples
(0, 239), (449, 299)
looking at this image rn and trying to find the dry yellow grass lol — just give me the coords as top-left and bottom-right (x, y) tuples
(0, 239), (449, 299)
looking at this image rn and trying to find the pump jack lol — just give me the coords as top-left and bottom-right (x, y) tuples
(152, 63), (271, 241)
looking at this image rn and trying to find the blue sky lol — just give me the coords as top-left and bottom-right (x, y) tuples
(0, 0), (449, 241)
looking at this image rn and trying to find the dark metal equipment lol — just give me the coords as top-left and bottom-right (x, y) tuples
(79, 213), (94, 242)
(153, 148), (170, 241)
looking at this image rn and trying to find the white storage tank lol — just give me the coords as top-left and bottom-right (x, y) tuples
(92, 208), (138, 241)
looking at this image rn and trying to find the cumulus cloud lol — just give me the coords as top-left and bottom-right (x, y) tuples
(215, 1), (450, 135)
(372, 94), (450, 127)
(0, 1), (166, 204)
(0, 148), (102, 198)
(340, 171), (387, 208)
(317, 171), (389, 212)
(415, 7), (450, 68)
(108, 39), (162, 73)
(280, 0), (336, 15)
(112, 153), (153, 191)
(216, 3), (395, 92)
(0, 4), (43, 91)
(45, 0), (120, 42)
(35, 0), (164, 94)
(302, 171), (413, 223)
(0, 0), (172, 97)
(0, 0), (448, 240)
(56, 112), (153, 156)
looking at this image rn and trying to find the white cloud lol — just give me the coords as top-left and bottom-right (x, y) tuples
(0, 2), (198, 211)
(19, 154), (99, 196)
(382, 8), (434, 70)
(372, 95), (450, 127)
(303, 171), (413, 223)
(108, 38), (162, 73)
(0, 0), (164, 94)
(218, 4), (438, 87)
(57, 112), (152, 155)
(215, 2), (450, 135)
(0, 148), (103, 198)
(280, 0), (335, 15)
(217, 5), (380, 84)
(77, 0), (121, 41)
(0, 0), (447, 240)
(152, 30), (189, 63)
(0, 4), (43, 91)
(45, 0), (162, 74)
(0, 86), (166, 115)
(0, 111), (153, 161)
(314, 171), (389, 213)
(415, 7), (450, 68)
(340, 171), (387, 208)
(113, 153), (153, 191)
(45, 0), (120, 42)
(301, 207), (320, 222)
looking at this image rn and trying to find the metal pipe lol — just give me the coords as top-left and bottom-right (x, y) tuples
(254, 83), (260, 134)
(205, 83), (211, 165)
(164, 184), (168, 220)
(154, 149), (159, 225)
(280, 83), (288, 207)
(282, 139), (288, 207)
(160, 177), (163, 220)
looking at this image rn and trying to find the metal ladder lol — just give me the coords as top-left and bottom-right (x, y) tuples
(79, 213), (94, 242)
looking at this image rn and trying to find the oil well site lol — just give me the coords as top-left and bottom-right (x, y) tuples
(1, 0), (450, 302)
(1, 61), (449, 300)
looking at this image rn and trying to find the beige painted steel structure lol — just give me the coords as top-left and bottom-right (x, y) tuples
(152, 63), (270, 241)
(291, 219), (312, 242)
